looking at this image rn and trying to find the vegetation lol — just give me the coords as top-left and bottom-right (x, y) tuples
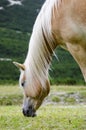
(0, 85), (86, 130)
(52, 96), (61, 102)
(0, 0), (43, 32)
(0, 85), (86, 105)
(0, 105), (86, 130)
(0, 27), (30, 83)
(0, 85), (23, 105)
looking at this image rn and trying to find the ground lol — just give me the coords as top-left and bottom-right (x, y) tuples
(0, 85), (86, 130)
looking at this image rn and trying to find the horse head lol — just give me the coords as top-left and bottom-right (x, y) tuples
(13, 62), (50, 117)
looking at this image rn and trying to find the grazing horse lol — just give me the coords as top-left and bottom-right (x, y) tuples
(13, 0), (86, 117)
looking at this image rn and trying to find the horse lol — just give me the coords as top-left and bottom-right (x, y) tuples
(13, 0), (86, 117)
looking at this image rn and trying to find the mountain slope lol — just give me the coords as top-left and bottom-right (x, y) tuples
(0, 0), (44, 32)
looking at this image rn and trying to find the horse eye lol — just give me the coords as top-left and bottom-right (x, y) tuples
(21, 81), (25, 87)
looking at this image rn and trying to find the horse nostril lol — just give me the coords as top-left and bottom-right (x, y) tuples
(22, 108), (36, 117)
(29, 105), (33, 110)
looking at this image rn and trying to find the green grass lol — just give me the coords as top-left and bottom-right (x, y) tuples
(0, 85), (22, 96)
(0, 85), (86, 95)
(52, 96), (61, 102)
(64, 97), (76, 104)
(51, 85), (86, 92)
(0, 105), (86, 130)
(0, 85), (23, 105)
(0, 85), (86, 129)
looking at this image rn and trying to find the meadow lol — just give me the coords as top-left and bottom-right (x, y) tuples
(0, 85), (86, 130)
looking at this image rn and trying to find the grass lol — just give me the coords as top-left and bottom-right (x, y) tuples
(64, 97), (76, 104)
(0, 85), (86, 129)
(0, 85), (23, 105)
(0, 105), (86, 130)
(0, 85), (22, 96)
(52, 96), (61, 102)
(0, 85), (86, 105)
(51, 85), (86, 93)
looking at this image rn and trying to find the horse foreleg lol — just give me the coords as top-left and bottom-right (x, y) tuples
(66, 42), (86, 82)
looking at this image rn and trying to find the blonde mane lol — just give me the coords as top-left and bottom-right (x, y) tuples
(24, 0), (60, 91)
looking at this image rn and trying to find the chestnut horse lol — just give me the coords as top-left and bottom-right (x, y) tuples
(13, 0), (86, 117)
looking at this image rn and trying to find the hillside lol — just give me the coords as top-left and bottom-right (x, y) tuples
(0, 0), (44, 32)
(0, 0), (85, 85)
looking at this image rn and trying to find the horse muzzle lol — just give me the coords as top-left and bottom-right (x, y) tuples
(22, 106), (36, 117)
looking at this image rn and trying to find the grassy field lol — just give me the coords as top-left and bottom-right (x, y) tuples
(0, 105), (86, 130)
(0, 85), (86, 130)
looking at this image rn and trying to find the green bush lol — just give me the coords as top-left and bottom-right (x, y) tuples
(52, 96), (60, 102)
(64, 97), (76, 104)
(0, 94), (23, 105)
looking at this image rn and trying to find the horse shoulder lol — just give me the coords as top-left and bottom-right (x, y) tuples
(51, 0), (86, 81)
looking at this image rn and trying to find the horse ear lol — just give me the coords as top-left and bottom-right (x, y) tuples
(13, 61), (25, 71)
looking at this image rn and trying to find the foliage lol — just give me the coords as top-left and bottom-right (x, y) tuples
(52, 96), (61, 102)
(64, 97), (76, 104)
(0, 27), (29, 60)
(0, 27), (30, 83)
(0, 0), (44, 32)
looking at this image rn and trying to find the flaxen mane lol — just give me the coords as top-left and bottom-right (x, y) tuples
(24, 0), (61, 91)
